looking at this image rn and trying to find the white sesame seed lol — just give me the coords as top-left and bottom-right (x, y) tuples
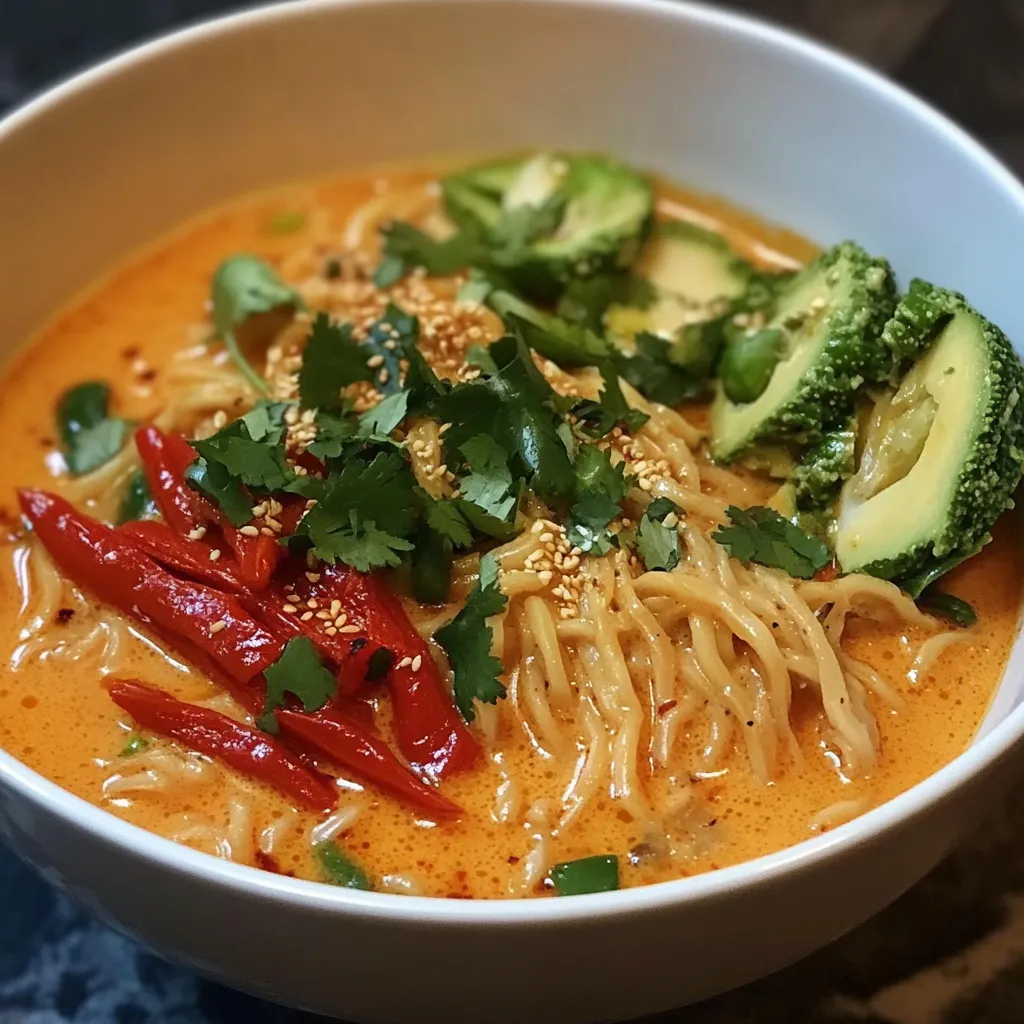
(366, 354), (385, 368)
(306, 599), (318, 609)
(187, 527), (206, 542)
(326, 626), (338, 636)
(537, 570), (554, 585)
(239, 525), (260, 537)
(411, 655), (422, 672)
(209, 619), (227, 634)
(338, 624), (361, 634)
(300, 611), (314, 622)
(208, 549), (222, 561)
(282, 603), (298, 614)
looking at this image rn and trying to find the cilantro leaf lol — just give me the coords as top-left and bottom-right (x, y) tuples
(573, 361), (649, 438)
(192, 420), (294, 492)
(636, 499), (681, 572)
(573, 445), (629, 504)
(358, 390), (409, 438)
(259, 635), (337, 733)
(566, 493), (620, 555)
(459, 435), (517, 521)
(184, 457), (252, 527)
(362, 303), (418, 395)
(421, 493), (474, 548)
(292, 451), (418, 570)
(618, 332), (708, 406)
(556, 272), (656, 331)
(240, 400), (291, 445)
(435, 553), (508, 721)
(211, 255), (302, 396)
(374, 222), (481, 287)
(298, 313), (373, 411)
(307, 410), (358, 461)
(57, 381), (130, 476)
(117, 469), (157, 525)
(490, 291), (613, 368)
(712, 505), (830, 579)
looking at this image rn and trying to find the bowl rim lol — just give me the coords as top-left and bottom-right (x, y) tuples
(2, 0), (1024, 926)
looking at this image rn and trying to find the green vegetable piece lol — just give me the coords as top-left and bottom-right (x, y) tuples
(411, 524), (455, 605)
(315, 842), (374, 890)
(57, 381), (129, 476)
(298, 313), (373, 411)
(636, 498), (682, 571)
(259, 635), (338, 733)
(117, 469), (157, 524)
(120, 733), (148, 757)
(549, 854), (620, 895)
(835, 281), (1024, 589)
(565, 448), (629, 555)
(192, 418), (294, 493)
(184, 457), (252, 527)
(618, 332), (706, 406)
(713, 505), (830, 579)
(719, 327), (784, 403)
(290, 451), (418, 572)
(211, 255), (302, 395)
(268, 210), (307, 235)
(710, 242), (897, 461)
(792, 422), (857, 511)
(442, 152), (653, 299)
(918, 588), (977, 628)
(358, 391), (409, 438)
(490, 290), (613, 367)
(435, 553), (508, 722)
(557, 272), (655, 331)
(374, 222), (482, 288)
(459, 435), (518, 522)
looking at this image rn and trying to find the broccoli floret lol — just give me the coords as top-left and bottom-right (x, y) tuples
(835, 281), (1024, 593)
(441, 153), (653, 299)
(709, 242), (897, 462)
(793, 421), (857, 510)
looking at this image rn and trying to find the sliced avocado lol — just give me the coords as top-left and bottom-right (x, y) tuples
(709, 241), (896, 462)
(441, 152), (653, 299)
(835, 281), (1024, 591)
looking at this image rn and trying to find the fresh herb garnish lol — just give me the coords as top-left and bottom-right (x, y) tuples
(549, 854), (620, 896)
(119, 733), (149, 757)
(490, 291), (613, 368)
(361, 303), (419, 395)
(435, 553), (508, 721)
(572, 361), (649, 438)
(458, 435), (518, 522)
(298, 313), (373, 411)
(192, 418), (293, 492)
(358, 390), (409, 438)
(290, 451), (418, 571)
(918, 588), (977, 627)
(374, 222), (481, 288)
(57, 382), (130, 476)
(565, 447), (629, 555)
(636, 497), (682, 571)
(314, 841), (374, 890)
(211, 255), (302, 395)
(117, 469), (157, 524)
(713, 505), (830, 579)
(259, 635), (338, 733)
(618, 332), (707, 406)
(556, 272), (656, 331)
(184, 457), (253, 527)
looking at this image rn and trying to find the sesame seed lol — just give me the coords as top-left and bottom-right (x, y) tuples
(300, 611), (314, 622)
(398, 656), (413, 669)
(260, 527), (275, 537)
(286, 593), (301, 603)
(537, 570), (554, 585)
(326, 627), (338, 636)
(638, 477), (653, 491)
(366, 354), (385, 368)
(306, 572), (321, 583)
(209, 549), (222, 561)
(252, 503), (268, 517)
(239, 525), (260, 537)
(539, 532), (554, 544)
(315, 610), (331, 620)
(209, 619), (227, 634)
(338, 624), (361, 634)
(411, 655), (422, 671)
(265, 517), (283, 532)
(187, 527), (206, 542)
(306, 599), (318, 609)
(334, 614), (347, 628)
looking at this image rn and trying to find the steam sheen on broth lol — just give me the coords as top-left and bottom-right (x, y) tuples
(0, 156), (1020, 899)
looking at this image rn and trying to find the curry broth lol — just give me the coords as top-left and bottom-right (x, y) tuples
(0, 167), (1018, 898)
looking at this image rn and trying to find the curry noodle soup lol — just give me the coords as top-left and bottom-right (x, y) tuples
(0, 155), (1021, 899)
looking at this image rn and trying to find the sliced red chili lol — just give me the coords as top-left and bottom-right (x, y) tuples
(108, 678), (336, 814)
(119, 519), (245, 593)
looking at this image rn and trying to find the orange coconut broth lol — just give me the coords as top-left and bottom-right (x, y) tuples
(0, 167), (1019, 899)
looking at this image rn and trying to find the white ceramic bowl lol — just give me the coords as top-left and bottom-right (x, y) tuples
(2, 2), (1024, 1021)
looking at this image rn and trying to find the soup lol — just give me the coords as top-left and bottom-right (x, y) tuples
(0, 154), (1020, 899)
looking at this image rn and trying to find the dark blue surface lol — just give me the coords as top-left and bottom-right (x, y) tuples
(3, 1), (1024, 1021)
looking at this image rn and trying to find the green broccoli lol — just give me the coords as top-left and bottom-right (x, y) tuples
(709, 242), (897, 462)
(834, 281), (1024, 593)
(441, 152), (653, 299)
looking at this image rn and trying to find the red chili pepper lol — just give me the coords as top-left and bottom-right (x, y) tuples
(285, 564), (478, 780)
(814, 560), (839, 583)
(276, 705), (460, 818)
(135, 425), (204, 534)
(108, 679), (336, 814)
(19, 490), (284, 683)
(134, 425), (281, 590)
(119, 520), (245, 594)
